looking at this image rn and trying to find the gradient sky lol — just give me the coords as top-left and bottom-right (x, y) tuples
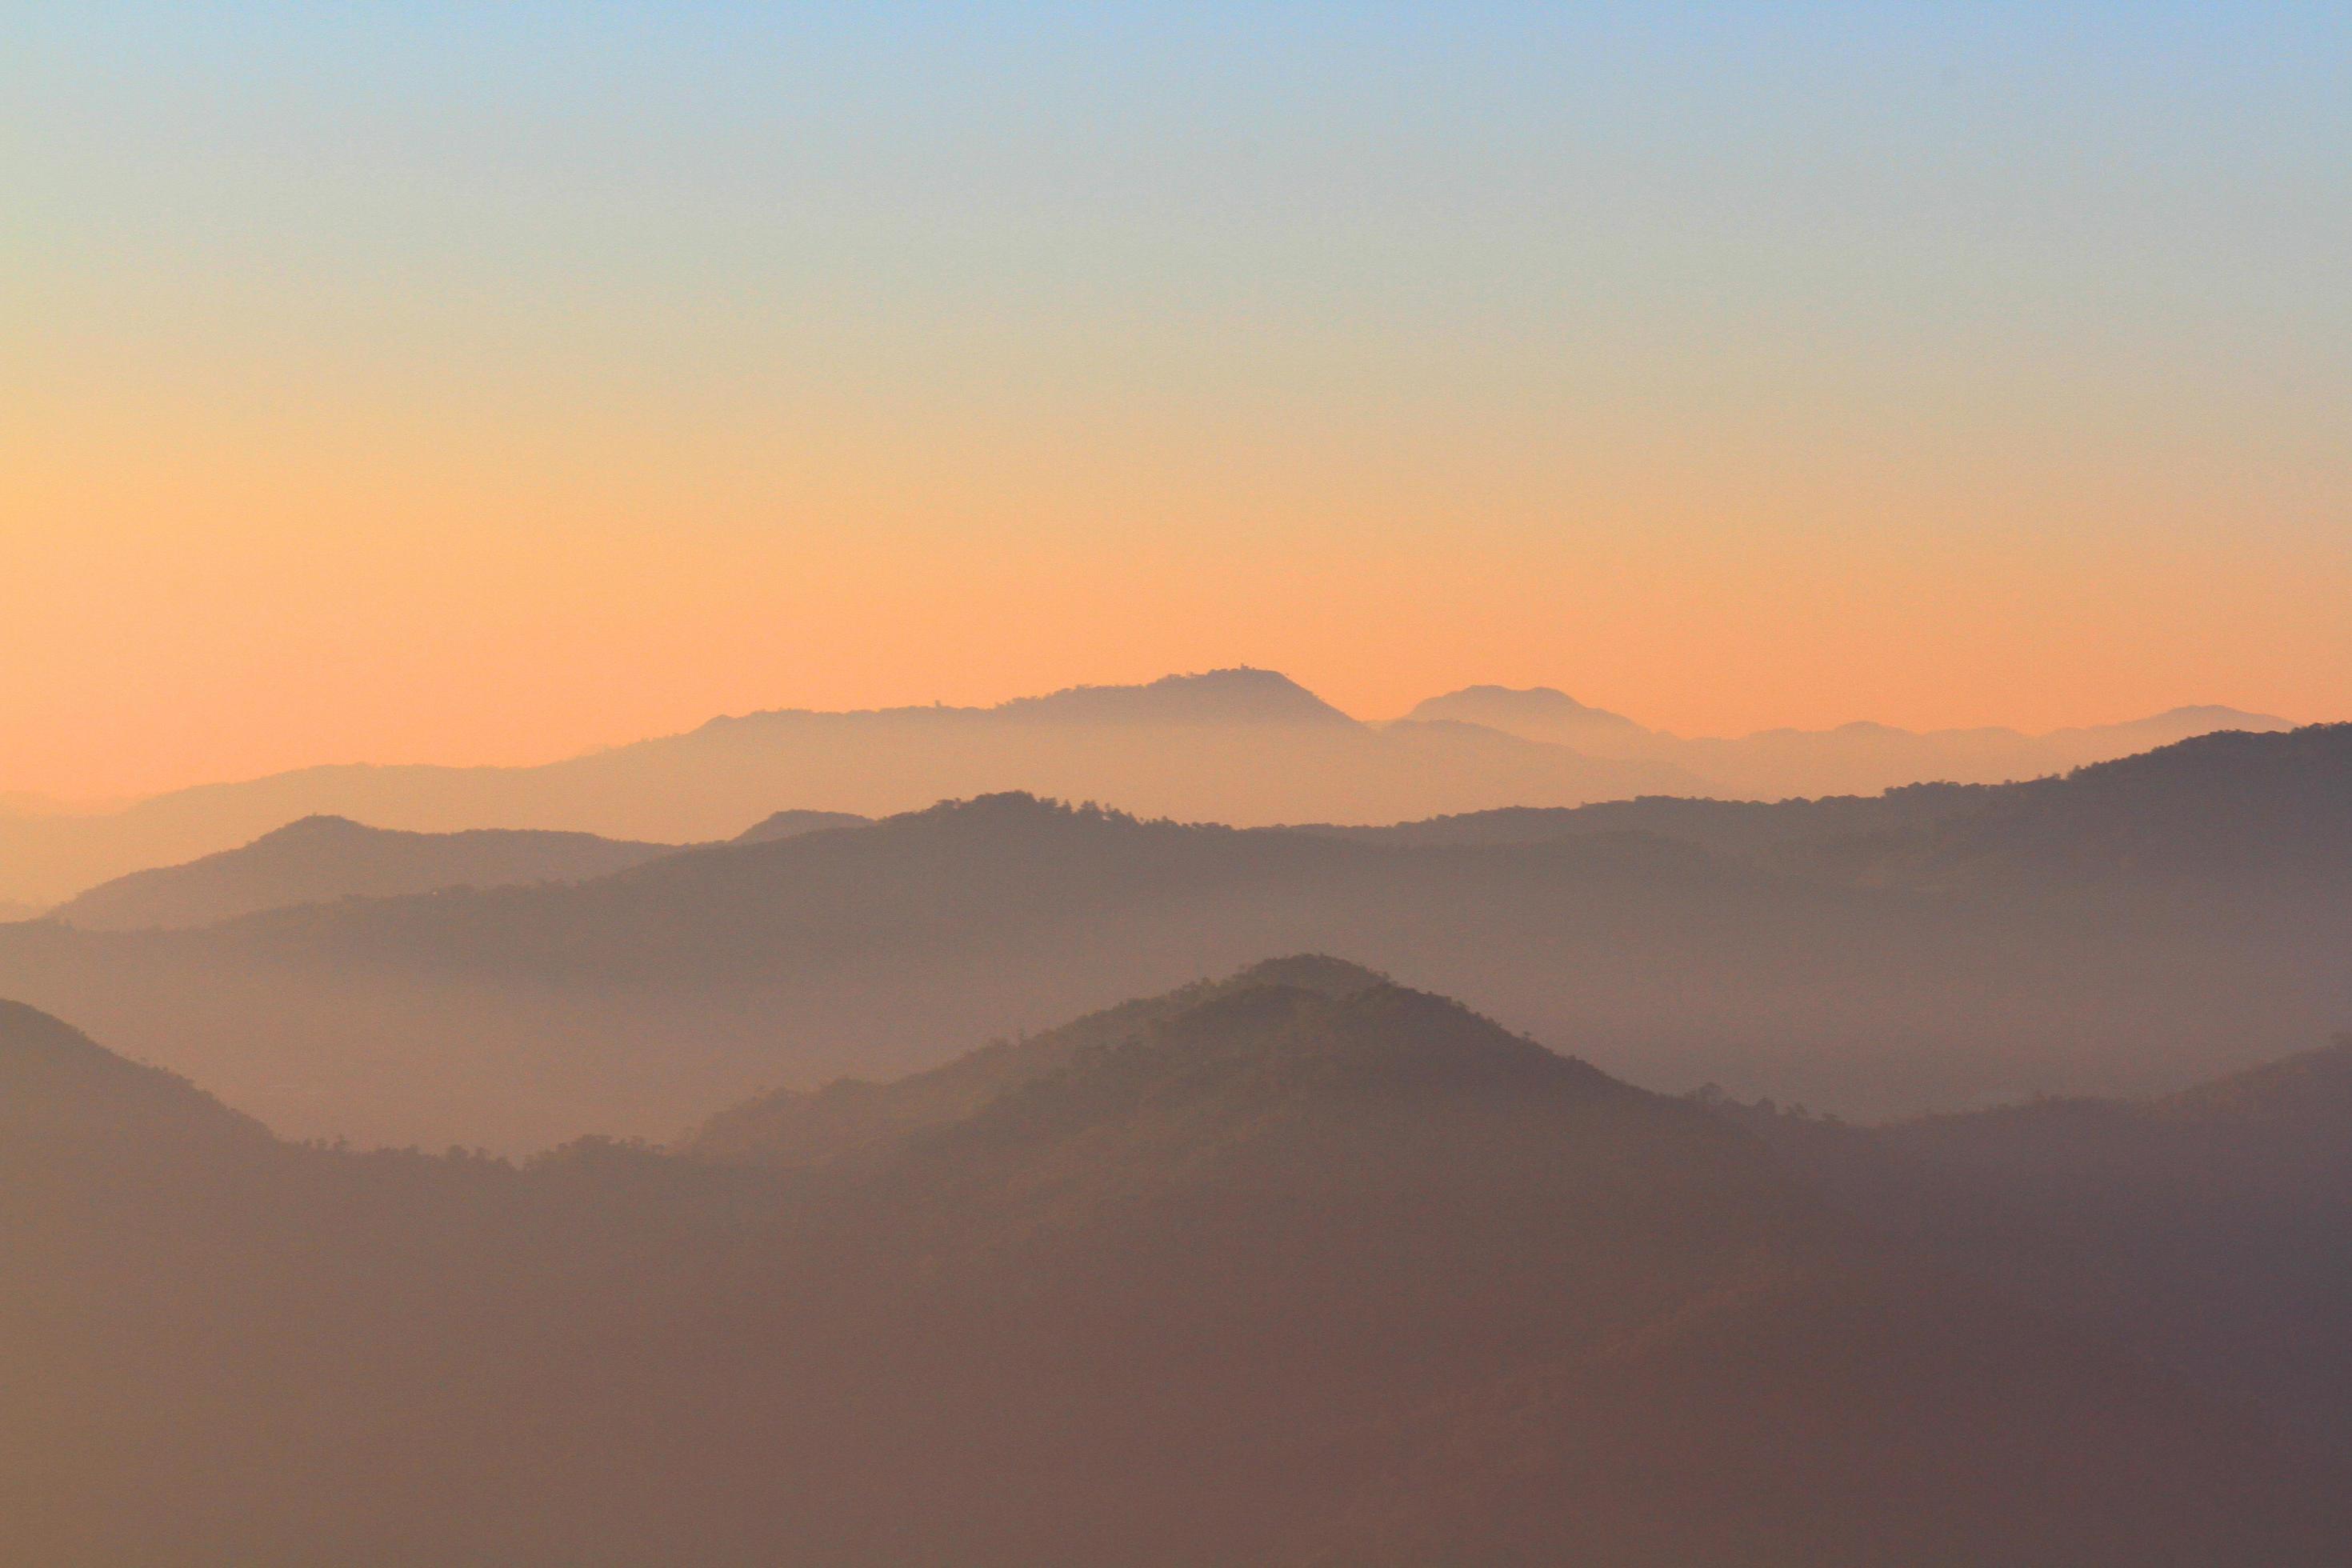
(7, 2), (2349, 799)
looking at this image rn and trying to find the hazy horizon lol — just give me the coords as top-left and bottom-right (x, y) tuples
(0, 663), (2320, 806)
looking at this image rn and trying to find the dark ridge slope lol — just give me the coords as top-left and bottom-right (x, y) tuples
(0, 998), (274, 1154)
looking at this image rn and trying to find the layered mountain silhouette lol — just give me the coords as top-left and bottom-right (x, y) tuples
(993, 666), (1358, 724)
(0, 726), (2343, 1151)
(1406, 683), (1656, 746)
(1861, 722), (2352, 887)
(683, 954), (1390, 1168)
(6, 978), (2345, 1565)
(1410, 682), (2294, 798)
(731, 807), (871, 844)
(48, 814), (681, 931)
(0, 670), (1694, 906)
(1301, 779), (1992, 857)
(0, 667), (2290, 907)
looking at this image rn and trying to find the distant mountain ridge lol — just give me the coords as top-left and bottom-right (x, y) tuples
(1408, 682), (2295, 798)
(731, 809), (872, 845)
(1881, 722), (2352, 886)
(0, 667), (2292, 906)
(692, 666), (1351, 729)
(50, 814), (681, 931)
(996, 666), (1359, 725)
(1318, 723), (2352, 887)
(4, 726), (2346, 1150)
(0, 669), (1694, 906)
(1406, 684), (1653, 742)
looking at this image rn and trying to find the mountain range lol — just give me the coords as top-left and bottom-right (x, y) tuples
(30, 809), (875, 934)
(1, 725), (2342, 1151)
(1409, 683), (2295, 797)
(6, 970), (2346, 1565)
(0, 667), (2290, 906)
(46, 815), (681, 931)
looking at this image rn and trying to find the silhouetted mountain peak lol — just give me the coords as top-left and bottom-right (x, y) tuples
(909, 789), (1103, 820)
(1223, 953), (1387, 998)
(1181, 981), (1610, 1096)
(270, 814), (374, 838)
(1406, 685), (1646, 733)
(682, 956), (1393, 1170)
(953, 980), (1630, 1163)
(878, 791), (1168, 841)
(2140, 704), (2290, 726)
(678, 957), (1575, 1181)
(730, 808), (870, 845)
(994, 667), (1358, 726)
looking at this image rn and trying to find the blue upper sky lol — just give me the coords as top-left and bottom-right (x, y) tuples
(4, 3), (2349, 794)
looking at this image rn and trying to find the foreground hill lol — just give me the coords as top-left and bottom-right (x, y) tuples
(49, 814), (681, 931)
(1712, 1028), (2352, 1460)
(0, 669), (1695, 905)
(0, 726), (2344, 1150)
(6, 978), (2342, 1566)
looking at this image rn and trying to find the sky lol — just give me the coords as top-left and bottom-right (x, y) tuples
(6, 2), (2349, 800)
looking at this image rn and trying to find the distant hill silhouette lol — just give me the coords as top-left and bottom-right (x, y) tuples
(1860, 722), (2352, 887)
(994, 666), (1358, 724)
(1302, 780), (1993, 858)
(1406, 683), (1653, 746)
(0, 669), (1698, 906)
(11, 670), (2284, 910)
(1409, 682), (2297, 798)
(731, 807), (872, 844)
(2, 727), (2346, 1150)
(1327, 724), (2352, 890)
(49, 814), (680, 931)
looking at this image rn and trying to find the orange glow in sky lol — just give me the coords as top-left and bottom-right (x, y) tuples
(9, 6), (2348, 800)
